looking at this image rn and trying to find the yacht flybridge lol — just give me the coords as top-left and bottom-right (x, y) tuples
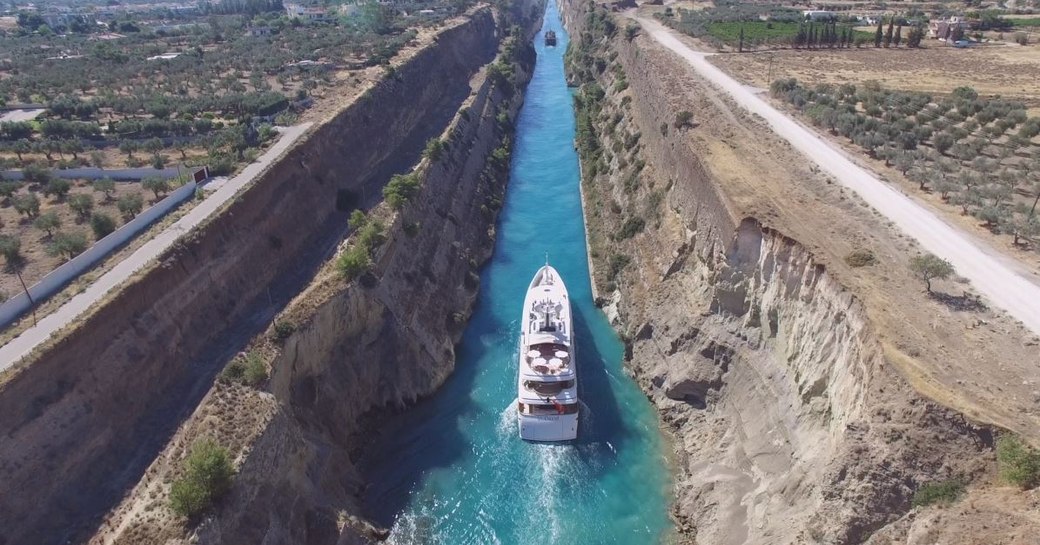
(517, 263), (578, 441)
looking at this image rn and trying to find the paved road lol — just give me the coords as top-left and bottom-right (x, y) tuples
(0, 108), (45, 123)
(637, 16), (1040, 335)
(0, 123), (313, 370)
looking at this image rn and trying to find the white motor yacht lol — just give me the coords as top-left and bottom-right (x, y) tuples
(517, 263), (578, 441)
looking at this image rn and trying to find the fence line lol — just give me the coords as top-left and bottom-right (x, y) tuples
(2, 166), (185, 181)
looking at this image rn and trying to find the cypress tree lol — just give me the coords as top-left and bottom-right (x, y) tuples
(894, 24), (902, 47)
(874, 18), (883, 47)
(884, 18), (894, 47)
(739, 26), (744, 52)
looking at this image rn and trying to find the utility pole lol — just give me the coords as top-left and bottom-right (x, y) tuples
(766, 53), (775, 87)
(15, 268), (36, 327)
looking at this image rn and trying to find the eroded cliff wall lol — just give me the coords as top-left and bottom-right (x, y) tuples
(560, 2), (998, 543)
(0, 11), (506, 545)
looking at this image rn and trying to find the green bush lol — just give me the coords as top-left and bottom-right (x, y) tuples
(357, 220), (385, 250)
(844, 249), (878, 267)
(169, 438), (235, 518)
(383, 172), (421, 209)
(337, 245), (371, 280)
(911, 478), (964, 507)
(272, 320), (296, 342)
(674, 110), (695, 129)
(424, 137), (445, 162)
(997, 435), (1040, 489)
(220, 350), (267, 386)
(348, 209), (368, 230)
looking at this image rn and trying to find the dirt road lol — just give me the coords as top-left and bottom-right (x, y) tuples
(0, 123), (313, 371)
(636, 15), (1040, 336)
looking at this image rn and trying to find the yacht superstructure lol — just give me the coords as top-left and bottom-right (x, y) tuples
(517, 264), (578, 441)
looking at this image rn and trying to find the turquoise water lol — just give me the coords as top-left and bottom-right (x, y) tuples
(361, 4), (674, 543)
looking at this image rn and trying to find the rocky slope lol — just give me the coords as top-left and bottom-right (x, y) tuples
(0, 4), (542, 544)
(561, 1), (1039, 543)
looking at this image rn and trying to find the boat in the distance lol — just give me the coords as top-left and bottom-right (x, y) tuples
(517, 262), (578, 441)
(544, 29), (557, 47)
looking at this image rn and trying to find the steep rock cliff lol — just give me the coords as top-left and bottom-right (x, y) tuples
(0, 10), (511, 545)
(91, 6), (543, 544)
(561, 2), (1007, 543)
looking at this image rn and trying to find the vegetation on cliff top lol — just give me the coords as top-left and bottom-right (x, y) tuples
(997, 435), (1040, 489)
(169, 438), (235, 518)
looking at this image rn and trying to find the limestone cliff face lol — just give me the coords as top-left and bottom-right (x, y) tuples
(0, 9), (526, 545)
(200, 45), (538, 542)
(88, 6), (544, 544)
(560, 2), (993, 543)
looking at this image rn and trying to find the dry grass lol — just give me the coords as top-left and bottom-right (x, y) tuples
(710, 42), (1040, 101)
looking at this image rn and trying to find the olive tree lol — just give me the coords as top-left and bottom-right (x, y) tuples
(909, 253), (955, 293)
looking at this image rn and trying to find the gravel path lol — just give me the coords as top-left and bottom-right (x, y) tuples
(0, 123), (313, 370)
(637, 16), (1040, 335)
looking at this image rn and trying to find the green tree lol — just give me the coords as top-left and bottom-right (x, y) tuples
(0, 234), (22, 265)
(909, 253), (955, 292)
(0, 180), (20, 203)
(883, 18), (894, 47)
(13, 193), (40, 218)
(933, 132), (955, 155)
(874, 18), (883, 47)
(90, 212), (117, 239)
(44, 178), (71, 200)
(141, 176), (170, 200)
(68, 193), (94, 221)
(119, 140), (137, 159)
(33, 211), (61, 237)
(169, 438), (235, 518)
(893, 24), (903, 47)
(117, 193), (144, 220)
(93, 178), (116, 200)
(48, 231), (88, 261)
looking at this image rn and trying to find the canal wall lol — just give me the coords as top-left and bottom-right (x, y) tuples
(0, 7), (531, 545)
(85, 4), (544, 545)
(560, 2), (1008, 544)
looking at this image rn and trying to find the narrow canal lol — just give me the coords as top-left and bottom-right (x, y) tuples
(361, 3), (675, 543)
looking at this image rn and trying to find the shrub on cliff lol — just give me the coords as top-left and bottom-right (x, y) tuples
(220, 350), (268, 386)
(424, 137), (446, 162)
(997, 435), (1040, 489)
(169, 438), (235, 519)
(338, 245), (371, 281)
(674, 110), (695, 129)
(911, 478), (964, 507)
(383, 172), (421, 209)
(616, 217), (645, 240)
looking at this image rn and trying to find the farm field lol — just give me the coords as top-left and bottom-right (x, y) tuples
(710, 42), (1040, 100)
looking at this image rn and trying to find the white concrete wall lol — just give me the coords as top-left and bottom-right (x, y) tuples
(0, 180), (198, 327)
